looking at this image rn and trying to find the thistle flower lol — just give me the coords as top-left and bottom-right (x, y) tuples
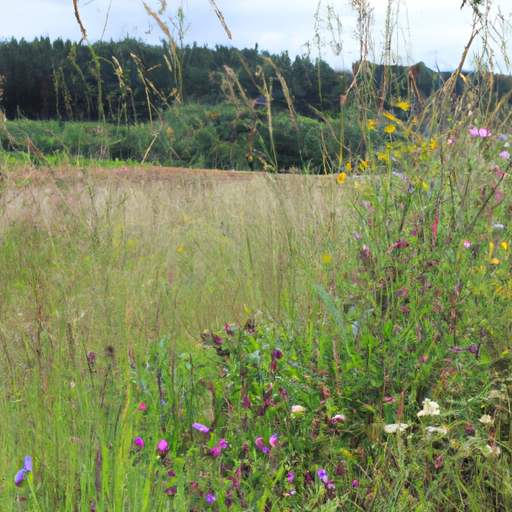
(158, 439), (168, 452)
(134, 437), (144, 450)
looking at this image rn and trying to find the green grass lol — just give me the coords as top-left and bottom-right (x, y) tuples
(2, 111), (512, 511)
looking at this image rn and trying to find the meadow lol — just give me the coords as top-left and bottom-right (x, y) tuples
(2, 0), (512, 510)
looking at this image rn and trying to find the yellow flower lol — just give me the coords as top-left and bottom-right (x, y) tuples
(359, 159), (369, 171)
(490, 242), (495, 251)
(395, 101), (410, 112)
(177, 244), (184, 253)
(367, 119), (376, 130)
(412, 117), (418, 124)
(337, 172), (347, 184)
(429, 138), (437, 150)
(491, 258), (500, 265)
(384, 125), (396, 134)
(421, 181), (429, 190)
(376, 152), (390, 162)
(383, 112), (398, 122)
(345, 161), (352, 171)
(501, 242), (508, 250)
(322, 254), (332, 264)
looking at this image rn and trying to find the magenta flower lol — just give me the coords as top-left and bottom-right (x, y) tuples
(206, 493), (216, 503)
(269, 433), (278, 448)
(463, 240), (472, 248)
(158, 439), (168, 451)
(382, 396), (394, 404)
(210, 446), (222, 457)
(134, 437), (144, 450)
(255, 437), (269, 452)
(192, 423), (210, 433)
(287, 471), (294, 484)
(499, 151), (510, 159)
(352, 479), (359, 487)
(419, 354), (427, 362)
(218, 439), (227, 449)
(138, 402), (147, 411)
(469, 126), (479, 137)
(332, 414), (345, 423)
(479, 126), (491, 137)
(447, 138), (454, 146)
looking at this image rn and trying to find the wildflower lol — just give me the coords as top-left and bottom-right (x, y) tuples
(383, 112), (398, 122)
(498, 134), (508, 141)
(429, 138), (437, 150)
(353, 231), (361, 239)
(138, 402), (147, 411)
(165, 485), (177, 496)
(87, 351), (97, 365)
(479, 126), (491, 137)
(332, 414), (345, 423)
(367, 119), (376, 130)
(206, 493), (216, 503)
(345, 161), (352, 172)
(287, 472), (294, 484)
(255, 438), (269, 453)
(382, 396), (394, 404)
(352, 479), (359, 487)
(337, 172), (347, 184)
(417, 398), (440, 417)
(210, 445), (222, 457)
(499, 150), (510, 159)
(469, 126), (479, 137)
(322, 254), (332, 264)
(493, 223), (505, 229)
(158, 439), (169, 452)
(134, 437), (144, 451)
(501, 242), (508, 250)
(479, 414), (493, 424)
(465, 423), (475, 436)
(291, 405), (306, 414)
(425, 426), (448, 437)
(491, 258), (500, 265)
(384, 423), (410, 434)
(384, 125), (396, 134)
(14, 456), (32, 487)
(419, 354), (427, 362)
(463, 240), (472, 248)
(395, 101), (409, 111)
(447, 138), (454, 146)
(485, 443), (502, 456)
(192, 423), (210, 433)
(317, 469), (329, 483)
(224, 323), (234, 336)
(218, 439), (227, 449)
(269, 433), (278, 448)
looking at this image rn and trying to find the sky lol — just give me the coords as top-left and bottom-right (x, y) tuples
(0, 0), (510, 72)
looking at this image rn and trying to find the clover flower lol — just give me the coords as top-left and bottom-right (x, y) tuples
(158, 439), (168, 452)
(417, 398), (440, 417)
(14, 456), (32, 487)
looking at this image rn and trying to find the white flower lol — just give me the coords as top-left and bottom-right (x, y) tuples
(417, 398), (440, 417)
(425, 426), (448, 438)
(485, 444), (502, 456)
(291, 405), (306, 414)
(331, 414), (345, 423)
(479, 415), (493, 425)
(384, 423), (410, 434)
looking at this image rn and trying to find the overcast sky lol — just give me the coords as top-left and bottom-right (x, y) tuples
(1, 0), (510, 72)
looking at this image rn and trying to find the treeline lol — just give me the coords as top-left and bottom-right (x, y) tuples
(0, 37), (349, 122)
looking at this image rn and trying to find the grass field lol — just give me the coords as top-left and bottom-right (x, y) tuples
(3, 117), (512, 510)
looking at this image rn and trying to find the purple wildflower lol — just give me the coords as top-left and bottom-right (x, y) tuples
(206, 493), (216, 503)
(218, 439), (227, 449)
(499, 151), (510, 160)
(287, 471), (294, 484)
(447, 138), (454, 146)
(158, 439), (168, 451)
(192, 423), (210, 433)
(498, 134), (508, 141)
(352, 479), (359, 487)
(14, 456), (33, 486)
(224, 323), (234, 336)
(269, 433), (278, 448)
(317, 469), (329, 484)
(14, 469), (25, 486)
(479, 126), (491, 137)
(469, 126), (479, 137)
(463, 240), (472, 248)
(255, 437), (265, 450)
(134, 437), (144, 450)
(210, 446), (222, 457)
